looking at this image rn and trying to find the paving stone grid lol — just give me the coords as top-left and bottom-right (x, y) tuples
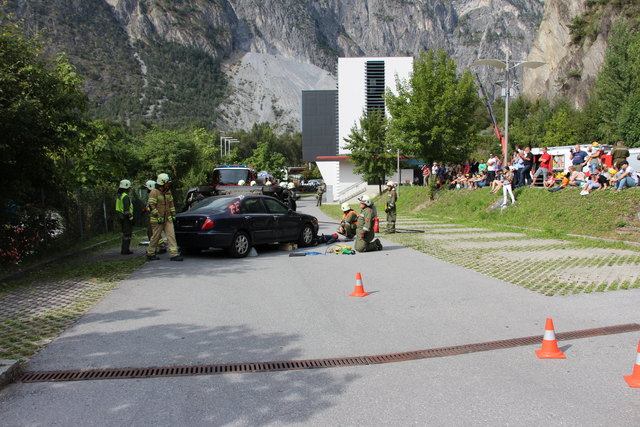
(381, 216), (640, 296)
(0, 278), (120, 360)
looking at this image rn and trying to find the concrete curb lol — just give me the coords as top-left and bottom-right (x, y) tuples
(0, 360), (22, 390)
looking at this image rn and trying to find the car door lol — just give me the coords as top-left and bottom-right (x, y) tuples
(240, 197), (274, 244)
(263, 197), (298, 242)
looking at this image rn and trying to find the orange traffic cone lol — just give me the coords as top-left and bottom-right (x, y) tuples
(535, 318), (566, 359)
(349, 272), (370, 297)
(373, 217), (380, 232)
(623, 341), (640, 388)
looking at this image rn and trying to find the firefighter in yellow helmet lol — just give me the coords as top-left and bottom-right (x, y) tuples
(144, 180), (166, 254)
(115, 179), (134, 255)
(338, 202), (357, 239)
(147, 173), (182, 261)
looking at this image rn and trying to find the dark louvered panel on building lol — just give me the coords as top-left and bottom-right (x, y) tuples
(365, 61), (385, 112)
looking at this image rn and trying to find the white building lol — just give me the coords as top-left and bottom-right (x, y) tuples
(311, 56), (414, 203)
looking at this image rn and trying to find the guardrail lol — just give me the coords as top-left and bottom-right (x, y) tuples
(338, 182), (368, 203)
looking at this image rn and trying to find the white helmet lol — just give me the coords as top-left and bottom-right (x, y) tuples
(279, 182), (287, 188)
(238, 180), (246, 186)
(359, 194), (372, 206)
(386, 180), (396, 187)
(287, 182), (295, 190)
(341, 202), (351, 212)
(265, 181), (272, 186)
(119, 179), (132, 189)
(144, 180), (156, 191)
(250, 180), (257, 186)
(157, 173), (171, 185)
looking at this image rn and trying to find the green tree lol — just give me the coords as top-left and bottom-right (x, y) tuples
(386, 49), (480, 163)
(542, 108), (580, 147)
(0, 18), (89, 207)
(343, 109), (396, 194)
(594, 21), (640, 143)
(245, 141), (287, 179)
(137, 128), (201, 189)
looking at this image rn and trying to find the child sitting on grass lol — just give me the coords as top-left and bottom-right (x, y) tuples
(543, 172), (557, 189)
(549, 172), (570, 192)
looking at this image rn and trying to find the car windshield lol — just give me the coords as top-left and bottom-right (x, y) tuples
(189, 196), (240, 212)
(213, 169), (251, 185)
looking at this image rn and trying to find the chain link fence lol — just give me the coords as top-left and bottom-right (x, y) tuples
(1, 187), (187, 266)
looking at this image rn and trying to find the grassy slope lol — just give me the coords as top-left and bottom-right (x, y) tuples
(322, 186), (640, 242)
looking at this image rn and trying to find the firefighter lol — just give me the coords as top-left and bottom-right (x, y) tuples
(385, 180), (398, 233)
(144, 180), (166, 254)
(355, 195), (382, 252)
(287, 182), (297, 211)
(338, 202), (357, 239)
(115, 179), (134, 255)
(147, 173), (182, 261)
(316, 183), (325, 206)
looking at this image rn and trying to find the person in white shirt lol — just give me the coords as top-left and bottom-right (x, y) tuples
(486, 153), (497, 184)
(612, 161), (638, 190)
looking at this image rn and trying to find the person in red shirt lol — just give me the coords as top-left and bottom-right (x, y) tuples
(531, 147), (552, 187)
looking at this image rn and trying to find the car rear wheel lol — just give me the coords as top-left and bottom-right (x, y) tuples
(227, 231), (251, 258)
(298, 224), (315, 247)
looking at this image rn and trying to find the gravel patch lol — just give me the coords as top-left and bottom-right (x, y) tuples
(421, 232), (527, 240)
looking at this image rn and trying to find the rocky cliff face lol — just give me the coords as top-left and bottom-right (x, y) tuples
(523, 0), (628, 109)
(8, 0), (545, 130)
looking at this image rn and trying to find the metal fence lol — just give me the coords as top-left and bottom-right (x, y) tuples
(1, 187), (187, 265)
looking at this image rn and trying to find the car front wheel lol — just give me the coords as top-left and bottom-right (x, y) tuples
(298, 224), (315, 247)
(227, 231), (251, 258)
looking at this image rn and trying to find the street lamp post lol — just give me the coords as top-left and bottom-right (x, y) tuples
(472, 53), (545, 163)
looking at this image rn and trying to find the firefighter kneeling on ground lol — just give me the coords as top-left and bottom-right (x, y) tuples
(116, 179), (134, 255)
(355, 194), (382, 252)
(147, 173), (183, 261)
(144, 180), (166, 254)
(338, 202), (357, 240)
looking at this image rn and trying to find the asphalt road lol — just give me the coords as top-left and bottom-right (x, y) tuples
(1, 198), (640, 426)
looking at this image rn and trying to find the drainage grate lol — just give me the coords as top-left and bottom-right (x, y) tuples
(19, 323), (640, 383)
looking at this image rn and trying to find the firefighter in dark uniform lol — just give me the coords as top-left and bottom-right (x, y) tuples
(355, 194), (382, 252)
(116, 179), (134, 255)
(338, 202), (358, 239)
(385, 180), (398, 233)
(287, 182), (297, 211)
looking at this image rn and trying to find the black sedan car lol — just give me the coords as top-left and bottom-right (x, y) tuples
(175, 194), (319, 257)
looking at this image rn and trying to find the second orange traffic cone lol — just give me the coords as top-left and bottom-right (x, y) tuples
(535, 318), (566, 359)
(349, 272), (370, 297)
(623, 341), (640, 388)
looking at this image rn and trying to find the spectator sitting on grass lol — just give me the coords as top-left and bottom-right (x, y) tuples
(490, 169), (504, 194)
(568, 165), (587, 187)
(543, 171), (557, 189)
(469, 171), (487, 189)
(549, 172), (570, 192)
(611, 161), (638, 191)
(580, 167), (609, 195)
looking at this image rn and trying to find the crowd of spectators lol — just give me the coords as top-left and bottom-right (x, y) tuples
(419, 141), (639, 199)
